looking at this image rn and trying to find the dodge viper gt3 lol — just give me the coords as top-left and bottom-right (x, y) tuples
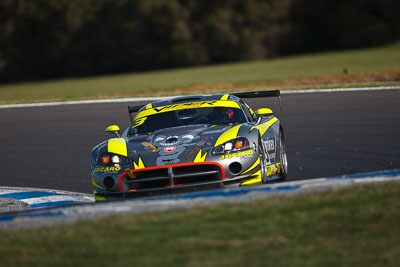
(91, 90), (288, 201)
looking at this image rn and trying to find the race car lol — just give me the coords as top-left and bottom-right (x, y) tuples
(91, 90), (288, 201)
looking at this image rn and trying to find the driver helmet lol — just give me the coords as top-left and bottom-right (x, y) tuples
(213, 107), (234, 120)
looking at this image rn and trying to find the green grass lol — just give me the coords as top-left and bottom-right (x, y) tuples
(1, 182), (400, 266)
(0, 43), (399, 104)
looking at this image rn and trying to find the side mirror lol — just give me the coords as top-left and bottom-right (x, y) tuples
(256, 108), (273, 118)
(105, 125), (120, 138)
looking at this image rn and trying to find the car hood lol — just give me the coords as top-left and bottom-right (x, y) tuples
(122, 124), (247, 168)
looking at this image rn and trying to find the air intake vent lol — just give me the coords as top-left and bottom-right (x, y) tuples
(121, 163), (223, 191)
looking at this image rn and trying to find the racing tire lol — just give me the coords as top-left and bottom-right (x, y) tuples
(278, 127), (288, 181)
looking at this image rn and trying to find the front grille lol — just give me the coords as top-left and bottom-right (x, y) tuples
(120, 163), (223, 191)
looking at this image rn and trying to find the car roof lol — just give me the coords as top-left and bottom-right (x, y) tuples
(138, 94), (241, 112)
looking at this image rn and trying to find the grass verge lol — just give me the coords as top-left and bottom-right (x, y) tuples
(0, 43), (399, 104)
(1, 182), (399, 266)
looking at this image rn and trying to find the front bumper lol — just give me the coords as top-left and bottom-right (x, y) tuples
(94, 172), (259, 201)
(92, 158), (265, 202)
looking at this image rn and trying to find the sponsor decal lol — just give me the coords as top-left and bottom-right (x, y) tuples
(141, 142), (156, 152)
(265, 139), (275, 151)
(153, 101), (218, 113)
(219, 150), (254, 160)
(267, 164), (278, 176)
(269, 165), (275, 172)
(164, 146), (176, 152)
(95, 166), (121, 173)
(264, 138), (276, 162)
(146, 131), (206, 167)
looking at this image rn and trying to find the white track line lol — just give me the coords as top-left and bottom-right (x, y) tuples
(0, 186), (93, 198)
(281, 86), (400, 94)
(0, 97), (172, 109)
(23, 195), (93, 205)
(1, 86), (399, 109)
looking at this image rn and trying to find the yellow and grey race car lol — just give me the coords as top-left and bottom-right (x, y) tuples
(91, 90), (288, 201)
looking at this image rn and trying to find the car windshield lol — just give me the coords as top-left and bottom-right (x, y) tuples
(128, 106), (247, 135)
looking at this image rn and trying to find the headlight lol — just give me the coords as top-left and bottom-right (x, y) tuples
(213, 137), (250, 154)
(111, 155), (120, 164)
(97, 153), (129, 166)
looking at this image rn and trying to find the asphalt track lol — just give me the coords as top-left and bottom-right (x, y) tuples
(0, 88), (399, 194)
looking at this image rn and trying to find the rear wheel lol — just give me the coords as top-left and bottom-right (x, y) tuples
(279, 128), (288, 180)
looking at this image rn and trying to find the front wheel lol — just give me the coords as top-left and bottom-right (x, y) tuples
(279, 127), (288, 180)
(259, 137), (269, 184)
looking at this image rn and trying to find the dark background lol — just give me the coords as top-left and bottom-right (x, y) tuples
(1, 0), (399, 83)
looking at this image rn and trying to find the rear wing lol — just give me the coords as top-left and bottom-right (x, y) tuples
(232, 90), (282, 111)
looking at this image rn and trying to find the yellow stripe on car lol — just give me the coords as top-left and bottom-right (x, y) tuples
(251, 117), (278, 136)
(92, 178), (105, 190)
(241, 170), (262, 185)
(193, 149), (207, 162)
(131, 117), (147, 129)
(214, 124), (242, 147)
(220, 94), (229, 101)
(108, 138), (128, 157)
(135, 100), (241, 119)
(241, 157), (260, 175)
(133, 156), (145, 169)
(94, 193), (107, 202)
